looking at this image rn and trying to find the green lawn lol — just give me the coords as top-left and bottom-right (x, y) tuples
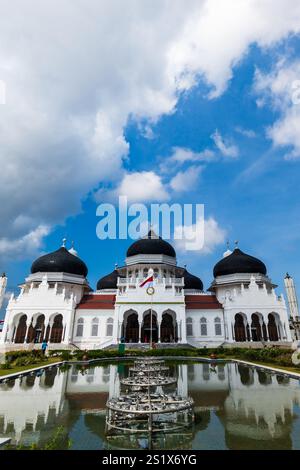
(0, 357), (61, 377)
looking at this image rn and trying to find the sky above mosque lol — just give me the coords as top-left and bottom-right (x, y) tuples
(1, 1), (300, 315)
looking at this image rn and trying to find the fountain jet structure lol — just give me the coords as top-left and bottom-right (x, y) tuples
(105, 358), (194, 449)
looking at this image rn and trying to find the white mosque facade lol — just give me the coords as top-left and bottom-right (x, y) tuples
(0, 231), (292, 350)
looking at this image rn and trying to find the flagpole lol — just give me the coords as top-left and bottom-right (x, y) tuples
(150, 291), (153, 349)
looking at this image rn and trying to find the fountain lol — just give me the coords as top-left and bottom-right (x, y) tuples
(105, 358), (194, 449)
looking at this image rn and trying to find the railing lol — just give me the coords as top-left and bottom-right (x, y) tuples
(118, 277), (184, 286)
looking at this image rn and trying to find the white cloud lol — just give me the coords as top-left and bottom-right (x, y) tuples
(211, 129), (239, 158)
(174, 216), (226, 254)
(169, 147), (214, 164)
(170, 166), (203, 192)
(97, 171), (170, 203)
(0, 225), (50, 260)
(160, 147), (214, 174)
(235, 127), (256, 138)
(254, 60), (300, 159)
(0, 0), (300, 256)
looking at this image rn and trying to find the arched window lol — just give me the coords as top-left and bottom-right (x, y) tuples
(186, 318), (193, 337)
(143, 268), (148, 278)
(102, 366), (110, 383)
(76, 318), (84, 337)
(106, 317), (114, 336)
(91, 317), (99, 337)
(200, 317), (207, 336)
(214, 317), (222, 336)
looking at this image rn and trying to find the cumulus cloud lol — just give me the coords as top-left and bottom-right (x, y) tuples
(169, 166), (203, 192)
(0, 0), (300, 258)
(96, 171), (169, 203)
(0, 225), (50, 260)
(255, 60), (300, 159)
(174, 216), (226, 254)
(211, 129), (239, 158)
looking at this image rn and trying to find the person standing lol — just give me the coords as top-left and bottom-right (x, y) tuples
(41, 339), (48, 356)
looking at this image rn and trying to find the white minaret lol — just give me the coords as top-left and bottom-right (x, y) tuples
(284, 273), (299, 319)
(0, 273), (7, 309)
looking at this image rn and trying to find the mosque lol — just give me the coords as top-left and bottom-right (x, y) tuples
(0, 230), (292, 349)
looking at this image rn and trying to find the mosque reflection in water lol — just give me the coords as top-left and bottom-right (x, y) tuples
(1, 361), (300, 450)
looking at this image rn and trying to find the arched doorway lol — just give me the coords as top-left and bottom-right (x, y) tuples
(27, 314), (45, 343)
(251, 313), (262, 341)
(161, 312), (176, 342)
(234, 314), (246, 342)
(50, 314), (63, 343)
(14, 315), (27, 343)
(142, 311), (158, 343)
(34, 314), (45, 343)
(125, 312), (139, 343)
(262, 321), (268, 341)
(268, 313), (279, 341)
(26, 320), (35, 343)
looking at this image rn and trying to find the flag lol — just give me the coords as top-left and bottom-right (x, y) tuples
(139, 274), (154, 288)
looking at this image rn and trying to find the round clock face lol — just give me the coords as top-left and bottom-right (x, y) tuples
(146, 286), (155, 295)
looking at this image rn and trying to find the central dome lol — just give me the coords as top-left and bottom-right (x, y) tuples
(97, 269), (125, 290)
(183, 269), (203, 291)
(31, 246), (88, 277)
(126, 230), (176, 258)
(213, 248), (267, 278)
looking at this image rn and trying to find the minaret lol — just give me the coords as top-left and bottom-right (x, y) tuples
(0, 273), (7, 309)
(284, 273), (299, 319)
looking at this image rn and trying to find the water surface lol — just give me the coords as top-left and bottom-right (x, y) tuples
(1, 361), (300, 450)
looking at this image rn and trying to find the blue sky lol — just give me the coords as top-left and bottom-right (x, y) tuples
(1, 1), (300, 317)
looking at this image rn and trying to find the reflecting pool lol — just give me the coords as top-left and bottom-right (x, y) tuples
(1, 361), (300, 450)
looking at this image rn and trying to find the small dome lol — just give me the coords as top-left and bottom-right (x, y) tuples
(183, 269), (204, 291)
(127, 229), (176, 258)
(31, 246), (88, 277)
(213, 248), (267, 278)
(97, 269), (125, 290)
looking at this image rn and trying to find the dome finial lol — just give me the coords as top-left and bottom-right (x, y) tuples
(234, 240), (239, 249)
(115, 262), (118, 270)
(69, 240), (78, 257)
(223, 240), (232, 258)
(62, 237), (67, 248)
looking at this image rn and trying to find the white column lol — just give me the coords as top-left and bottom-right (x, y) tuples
(180, 307), (187, 344)
(24, 315), (33, 343)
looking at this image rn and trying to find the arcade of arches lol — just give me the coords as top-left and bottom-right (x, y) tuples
(234, 312), (282, 342)
(122, 310), (178, 343)
(13, 314), (64, 344)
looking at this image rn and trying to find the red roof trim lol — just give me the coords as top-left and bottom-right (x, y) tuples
(77, 294), (115, 310)
(185, 294), (222, 310)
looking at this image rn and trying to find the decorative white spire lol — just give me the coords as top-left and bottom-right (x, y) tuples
(223, 240), (232, 258)
(62, 237), (67, 248)
(284, 272), (299, 319)
(0, 273), (7, 309)
(69, 240), (78, 257)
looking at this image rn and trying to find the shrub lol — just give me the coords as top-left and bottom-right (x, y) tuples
(0, 362), (12, 370)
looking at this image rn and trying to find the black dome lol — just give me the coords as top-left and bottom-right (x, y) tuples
(97, 269), (124, 290)
(127, 230), (176, 258)
(183, 269), (203, 291)
(31, 246), (88, 277)
(213, 248), (267, 277)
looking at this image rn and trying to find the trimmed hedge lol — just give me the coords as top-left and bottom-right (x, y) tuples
(4, 349), (47, 367)
(3, 345), (298, 370)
